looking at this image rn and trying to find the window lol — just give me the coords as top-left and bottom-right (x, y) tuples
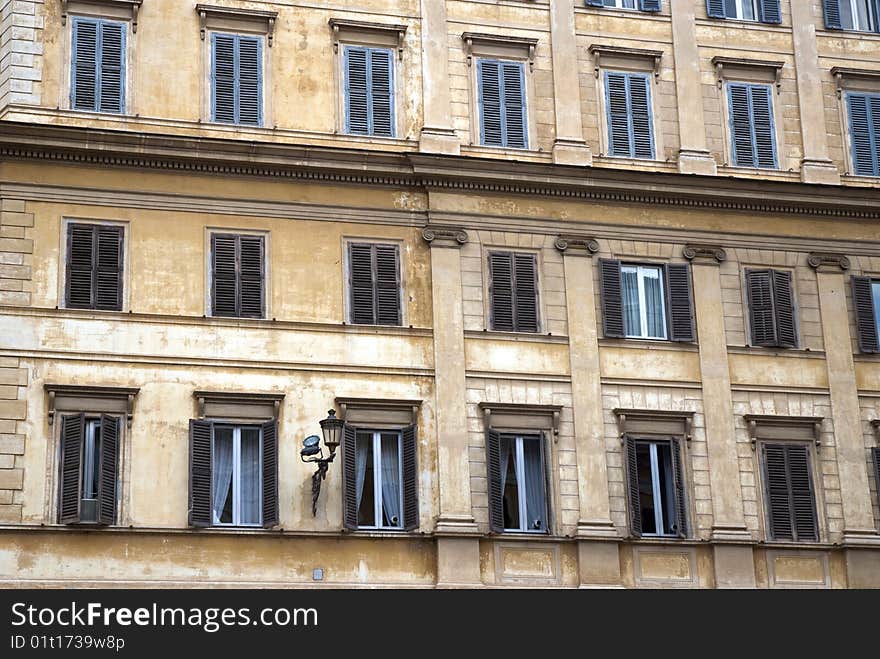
(745, 269), (797, 348)
(210, 233), (265, 318)
(71, 17), (126, 113)
(188, 418), (278, 528)
(65, 222), (123, 311)
(477, 59), (528, 149)
(58, 413), (119, 525)
(872, 447), (880, 508)
(824, 0), (877, 31)
(211, 33), (262, 126)
(587, 0), (662, 11)
(348, 242), (402, 326)
(488, 251), (539, 333)
(846, 92), (880, 177)
(344, 46), (395, 137)
(604, 71), (654, 159)
(486, 431), (548, 533)
(342, 424), (418, 531)
(625, 437), (688, 538)
(761, 443), (818, 542)
(706, 0), (781, 23)
(727, 83), (777, 169)
(851, 276), (880, 353)
(599, 260), (695, 342)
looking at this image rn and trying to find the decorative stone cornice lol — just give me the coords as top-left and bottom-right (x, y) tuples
(554, 234), (599, 256)
(45, 384), (140, 429)
(830, 66), (880, 99)
(589, 44), (663, 81)
(683, 244), (727, 264)
(421, 225), (469, 248)
(743, 414), (823, 450)
(807, 252), (850, 272)
(462, 32), (538, 70)
(61, 0), (143, 31)
(712, 56), (784, 91)
(329, 18), (408, 60)
(196, 4), (278, 45)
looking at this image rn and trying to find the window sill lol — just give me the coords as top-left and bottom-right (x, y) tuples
(695, 17), (788, 31)
(575, 7), (668, 21)
(598, 337), (699, 352)
(726, 345), (826, 359)
(465, 329), (569, 343)
(817, 28), (880, 40)
(344, 529), (422, 538)
(840, 173), (880, 186)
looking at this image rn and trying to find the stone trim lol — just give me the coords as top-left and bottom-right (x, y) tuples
(830, 67), (880, 98)
(195, 4), (278, 45)
(329, 19), (407, 60)
(335, 397), (421, 427)
(61, 0), (143, 31)
(712, 56), (784, 91)
(613, 408), (694, 442)
(422, 226), (469, 248)
(554, 235), (599, 256)
(588, 44), (663, 81)
(683, 244), (727, 265)
(478, 402), (562, 436)
(462, 32), (538, 70)
(193, 390), (284, 421)
(45, 384), (139, 429)
(807, 252), (851, 272)
(743, 414), (823, 450)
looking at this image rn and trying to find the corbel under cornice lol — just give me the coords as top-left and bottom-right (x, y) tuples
(61, 0), (143, 31)
(329, 18), (408, 60)
(589, 44), (663, 81)
(462, 32), (538, 70)
(196, 4), (278, 45)
(712, 56), (784, 92)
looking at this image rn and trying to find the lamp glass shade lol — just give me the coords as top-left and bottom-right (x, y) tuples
(319, 409), (344, 452)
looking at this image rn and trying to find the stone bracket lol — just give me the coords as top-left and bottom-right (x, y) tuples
(807, 252), (850, 272)
(744, 414), (823, 450)
(555, 234), (599, 256)
(589, 44), (662, 81)
(196, 4), (278, 46)
(830, 66), (880, 99)
(683, 244), (727, 265)
(194, 390), (285, 420)
(45, 384), (140, 429)
(61, 0), (143, 32)
(330, 18), (408, 60)
(871, 420), (880, 439)
(712, 56), (784, 92)
(422, 225), (469, 248)
(462, 32), (538, 71)
(479, 402), (562, 438)
(613, 409), (694, 443)
(335, 397), (422, 427)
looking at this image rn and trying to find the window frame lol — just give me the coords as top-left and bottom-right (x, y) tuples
(498, 432), (549, 534)
(202, 30), (271, 127)
(210, 423), (264, 528)
(468, 54), (536, 152)
(475, 57), (530, 150)
(343, 238), (405, 327)
(631, 438), (681, 538)
(758, 440), (822, 543)
(722, 80), (780, 170)
(66, 15), (130, 115)
(726, 0), (760, 20)
(620, 263), (668, 340)
(341, 44), (398, 138)
(600, 70), (657, 161)
(205, 228), (269, 320)
(485, 248), (543, 334)
(353, 428), (405, 530)
(60, 218), (128, 312)
(742, 266), (800, 349)
(843, 90), (880, 177)
(839, 0), (878, 31)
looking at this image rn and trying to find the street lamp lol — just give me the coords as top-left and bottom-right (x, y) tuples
(301, 409), (344, 516)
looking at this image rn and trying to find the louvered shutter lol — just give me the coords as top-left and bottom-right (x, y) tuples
(402, 424), (419, 531)
(369, 48), (395, 137)
(629, 74), (654, 159)
(342, 425), (358, 530)
(95, 226), (123, 311)
(375, 244), (402, 326)
(872, 447), (880, 506)
(606, 72), (632, 157)
(665, 265), (695, 342)
(640, 0), (661, 11)
(261, 419), (278, 528)
(188, 419), (213, 527)
(847, 93), (880, 177)
(212, 34), (236, 123)
(746, 269), (776, 347)
(99, 22), (125, 113)
(478, 60), (503, 147)
(501, 62), (527, 149)
(625, 436), (642, 537)
(823, 0), (843, 29)
(728, 83), (755, 167)
(59, 413), (85, 524)
(706, 0), (725, 18)
(670, 439), (688, 538)
(763, 443), (794, 540)
(787, 444), (818, 542)
(599, 259), (625, 338)
(66, 224), (95, 309)
(514, 253), (539, 332)
(97, 415), (119, 525)
(772, 269), (797, 348)
(345, 47), (370, 135)
(757, 0), (782, 24)
(486, 429), (504, 533)
(237, 37), (262, 126)
(211, 234), (238, 317)
(489, 252), (514, 332)
(349, 243), (376, 325)
(750, 85), (777, 169)
(238, 235), (264, 318)
(72, 19), (98, 111)
(852, 276), (880, 353)
(586, 0), (604, 6)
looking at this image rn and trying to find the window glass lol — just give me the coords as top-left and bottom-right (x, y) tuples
(604, 0), (637, 7)
(500, 434), (546, 532)
(725, 0), (757, 20)
(82, 419), (102, 501)
(621, 265), (667, 339)
(212, 425), (261, 526)
(635, 440), (678, 537)
(355, 430), (403, 529)
(841, 0), (875, 30)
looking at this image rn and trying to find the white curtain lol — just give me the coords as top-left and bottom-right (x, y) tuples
(621, 268), (640, 336)
(355, 435), (369, 517)
(643, 269), (665, 339)
(212, 433), (234, 524)
(523, 438), (545, 531)
(380, 435), (401, 527)
(240, 429), (260, 525)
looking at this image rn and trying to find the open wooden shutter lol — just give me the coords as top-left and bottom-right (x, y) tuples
(847, 93), (880, 177)
(212, 34), (236, 123)
(665, 263), (695, 342)
(757, 0), (781, 24)
(640, 0), (662, 11)
(478, 60), (503, 147)
(95, 225), (123, 311)
(625, 435), (642, 537)
(237, 36), (262, 126)
(629, 74), (654, 159)
(345, 47), (370, 134)
(599, 259), (625, 338)
(349, 243), (376, 325)
(261, 419), (278, 528)
(238, 235), (264, 318)
(822, 0), (843, 29)
(501, 62), (527, 149)
(402, 424), (419, 531)
(66, 224), (96, 309)
(729, 83), (756, 167)
(489, 252), (515, 332)
(59, 413), (85, 524)
(787, 444), (818, 542)
(375, 244), (402, 326)
(852, 276), (880, 353)
(98, 21), (125, 113)
(97, 415), (119, 526)
(772, 269), (797, 348)
(513, 253), (539, 332)
(211, 234), (238, 317)
(188, 419), (213, 527)
(763, 443), (793, 540)
(72, 19), (98, 111)
(605, 72), (632, 157)
(486, 429), (504, 533)
(750, 85), (777, 169)
(342, 424), (358, 530)
(670, 439), (688, 538)
(872, 448), (880, 507)
(705, 0), (725, 18)
(369, 48), (395, 137)
(746, 269), (777, 347)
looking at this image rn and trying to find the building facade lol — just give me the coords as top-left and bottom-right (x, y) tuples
(0, 0), (879, 588)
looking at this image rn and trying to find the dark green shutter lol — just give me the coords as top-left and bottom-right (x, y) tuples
(787, 444), (818, 542)
(599, 259), (625, 338)
(625, 435), (642, 537)
(95, 226), (123, 311)
(746, 269), (776, 347)
(852, 276), (880, 353)
(757, 0), (782, 24)
(349, 243), (377, 325)
(489, 252), (515, 332)
(211, 234), (238, 317)
(189, 419), (213, 527)
(729, 83), (756, 167)
(478, 60), (503, 147)
(58, 413), (85, 524)
(402, 424), (419, 531)
(750, 85), (777, 169)
(342, 424), (358, 530)
(66, 224), (96, 309)
(261, 419), (278, 528)
(375, 245), (402, 326)
(823, 0), (842, 29)
(763, 443), (793, 540)
(486, 429), (504, 533)
(665, 263), (695, 342)
(670, 439), (688, 538)
(212, 234), (264, 318)
(238, 236), (265, 318)
(629, 74), (654, 159)
(513, 253), (539, 332)
(97, 415), (119, 526)
(99, 22), (125, 113)
(772, 269), (797, 348)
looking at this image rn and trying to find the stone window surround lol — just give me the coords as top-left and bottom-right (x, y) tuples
(612, 408), (694, 443)
(736, 263), (802, 350)
(194, 390), (284, 422)
(61, 0), (142, 31)
(830, 67), (880, 177)
(204, 227), (271, 320)
(196, 4), (278, 46)
(341, 236), (407, 328)
(335, 397), (421, 428)
(58, 217), (130, 312)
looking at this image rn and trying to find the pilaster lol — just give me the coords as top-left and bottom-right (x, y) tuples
(418, 0), (460, 156)
(0, 0), (44, 111)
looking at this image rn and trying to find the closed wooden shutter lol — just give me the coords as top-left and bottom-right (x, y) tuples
(665, 263), (695, 342)
(211, 233), (238, 317)
(98, 22), (125, 113)
(628, 74), (654, 159)
(72, 19), (98, 111)
(847, 93), (880, 177)
(188, 419), (213, 527)
(345, 47), (370, 135)
(501, 62), (527, 149)
(369, 48), (395, 137)
(58, 413), (85, 524)
(823, 0), (843, 29)
(599, 259), (625, 338)
(238, 235), (265, 318)
(211, 234), (264, 318)
(772, 269), (797, 348)
(513, 253), (539, 332)
(605, 72), (632, 157)
(349, 243), (375, 324)
(852, 276), (880, 353)
(486, 429), (504, 533)
(342, 424), (358, 530)
(757, 0), (782, 24)
(729, 83), (756, 167)
(872, 448), (880, 507)
(402, 424), (419, 531)
(261, 419), (278, 528)
(375, 245), (402, 326)
(729, 83), (777, 169)
(478, 60), (503, 147)
(348, 243), (401, 326)
(237, 36), (262, 126)
(212, 34), (236, 123)
(706, 0), (725, 18)
(640, 0), (662, 11)
(212, 34), (261, 126)
(625, 435), (642, 537)
(479, 60), (527, 149)
(95, 226), (123, 311)
(670, 438), (688, 538)
(97, 415), (119, 526)
(746, 269), (777, 347)
(750, 85), (777, 169)
(489, 252), (514, 332)
(66, 224), (96, 309)
(763, 443), (818, 542)
(787, 444), (818, 542)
